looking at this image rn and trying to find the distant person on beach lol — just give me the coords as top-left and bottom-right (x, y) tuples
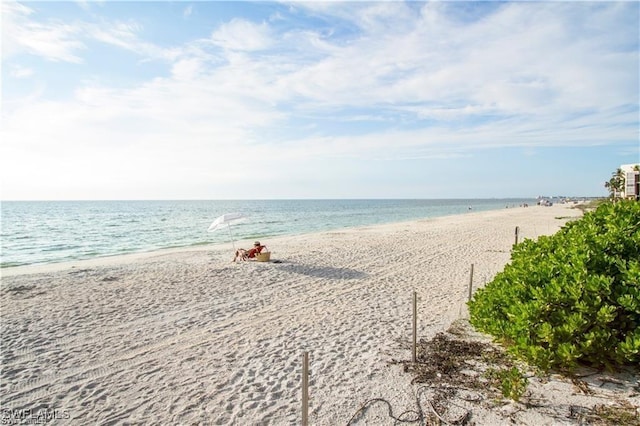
(233, 241), (267, 262)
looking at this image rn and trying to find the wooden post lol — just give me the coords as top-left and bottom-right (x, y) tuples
(515, 226), (520, 245)
(468, 263), (474, 301)
(302, 351), (309, 426)
(412, 291), (417, 363)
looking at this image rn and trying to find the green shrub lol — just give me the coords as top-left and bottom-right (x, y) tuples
(485, 366), (529, 401)
(469, 201), (640, 371)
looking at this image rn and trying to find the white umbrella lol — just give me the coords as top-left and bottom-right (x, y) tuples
(207, 212), (248, 250)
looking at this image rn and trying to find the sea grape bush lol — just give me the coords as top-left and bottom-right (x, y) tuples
(469, 201), (640, 371)
(485, 366), (528, 401)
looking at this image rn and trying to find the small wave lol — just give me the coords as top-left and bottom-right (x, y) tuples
(1, 261), (27, 268)
(79, 251), (102, 257)
(188, 241), (211, 247)
(41, 244), (81, 252)
(9, 235), (33, 240)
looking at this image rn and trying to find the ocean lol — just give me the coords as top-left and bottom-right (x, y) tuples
(1, 199), (534, 268)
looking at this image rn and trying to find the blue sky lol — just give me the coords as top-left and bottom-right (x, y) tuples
(2, 0), (639, 200)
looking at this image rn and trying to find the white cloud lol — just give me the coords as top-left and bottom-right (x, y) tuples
(2, 0), (85, 62)
(210, 19), (273, 51)
(8, 64), (34, 78)
(171, 58), (203, 80)
(1, 1), (33, 58)
(86, 20), (184, 62)
(3, 1), (182, 64)
(88, 20), (141, 50)
(274, 1), (638, 122)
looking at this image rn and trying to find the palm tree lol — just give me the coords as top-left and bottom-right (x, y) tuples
(604, 179), (613, 198)
(604, 168), (625, 200)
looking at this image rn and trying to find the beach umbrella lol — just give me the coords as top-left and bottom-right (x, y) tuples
(207, 212), (248, 250)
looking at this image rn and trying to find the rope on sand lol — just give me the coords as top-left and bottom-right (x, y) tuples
(345, 397), (422, 425)
(345, 386), (473, 426)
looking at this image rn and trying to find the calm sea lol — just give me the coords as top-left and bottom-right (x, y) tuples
(1, 199), (534, 268)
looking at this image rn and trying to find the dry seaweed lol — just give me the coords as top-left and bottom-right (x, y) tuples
(387, 321), (639, 426)
(387, 330), (522, 425)
(399, 332), (513, 394)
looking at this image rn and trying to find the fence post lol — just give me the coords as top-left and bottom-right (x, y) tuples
(515, 226), (520, 245)
(468, 263), (474, 301)
(302, 351), (309, 426)
(412, 291), (417, 363)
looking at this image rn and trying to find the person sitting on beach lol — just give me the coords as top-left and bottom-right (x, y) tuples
(233, 241), (266, 262)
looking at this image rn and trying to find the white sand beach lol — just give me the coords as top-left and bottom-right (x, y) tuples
(2, 204), (638, 425)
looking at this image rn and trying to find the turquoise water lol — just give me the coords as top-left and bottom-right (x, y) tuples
(1, 199), (534, 268)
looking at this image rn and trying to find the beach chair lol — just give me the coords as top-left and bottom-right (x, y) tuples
(255, 250), (271, 262)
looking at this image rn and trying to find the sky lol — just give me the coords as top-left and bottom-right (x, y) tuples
(1, 0), (639, 200)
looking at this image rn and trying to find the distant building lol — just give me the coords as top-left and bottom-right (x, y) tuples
(621, 163), (640, 200)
